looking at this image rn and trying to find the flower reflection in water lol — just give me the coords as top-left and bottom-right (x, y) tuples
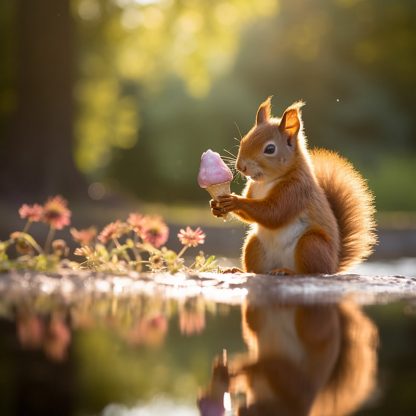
(124, 314), (168, 347)
(179, 298), (206, 336)
(11, 292), (217, 362)
(17, 310), (71, 362)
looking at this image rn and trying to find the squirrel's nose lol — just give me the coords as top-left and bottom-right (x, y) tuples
(237, 161), (247, 173)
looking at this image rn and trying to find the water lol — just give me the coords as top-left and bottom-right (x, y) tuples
(0, 261), (416, 415)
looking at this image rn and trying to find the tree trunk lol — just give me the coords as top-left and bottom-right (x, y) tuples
(0, 0), (85, 202)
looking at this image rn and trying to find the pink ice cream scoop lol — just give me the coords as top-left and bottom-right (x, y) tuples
(198, 150), (233, 220)
(198, 150), (233, 189)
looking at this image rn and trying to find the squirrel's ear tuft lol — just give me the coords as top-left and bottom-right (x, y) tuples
(256, 96), (272, 125)
(279, 101), (305, 143)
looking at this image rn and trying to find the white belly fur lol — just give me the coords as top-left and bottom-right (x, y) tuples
(248, 179), (309, 273)
(251, 217), (309, 272)
(246, 308), (306, 403)
(258, 307), (305, 363)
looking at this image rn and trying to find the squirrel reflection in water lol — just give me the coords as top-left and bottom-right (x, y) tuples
(198, 299), (378, 416)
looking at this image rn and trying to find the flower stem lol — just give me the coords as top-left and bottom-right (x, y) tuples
(22, 220), (31, 234)
(113, 238), (131, 263)
(177, 245), (189, 259)
(132, 233), (140, 260)
(44, 227), (55, 254)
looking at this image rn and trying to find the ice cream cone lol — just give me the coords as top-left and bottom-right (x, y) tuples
(206, 181), (231, 221)
(206, 181), (231, 200)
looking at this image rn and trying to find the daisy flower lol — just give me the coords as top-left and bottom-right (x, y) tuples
(18, 203), (44, 223)
(178, 227), (205, 247)
(141, 216), (169, 248)
(42, 196), (71, 230)
(70, 227), (97, 246)
(127, 213), (147, 235)
(98, 220), (128, 244)
(149, 254), (165, 271)
(52, 239), (69, 257)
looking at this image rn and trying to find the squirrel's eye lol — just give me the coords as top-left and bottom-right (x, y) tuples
(264, 144), (276, 155)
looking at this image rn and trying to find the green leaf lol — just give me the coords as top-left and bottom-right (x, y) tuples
(0, 241), (10, 253)
(204, 255), (216, 266)
(12, 232), (43, 253)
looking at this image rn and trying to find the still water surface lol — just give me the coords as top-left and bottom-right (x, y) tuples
(0, 260), (415, 416)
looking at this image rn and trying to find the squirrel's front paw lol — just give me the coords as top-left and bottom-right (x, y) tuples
(216, 194), (240, 214)
(210, 199), (225, 218)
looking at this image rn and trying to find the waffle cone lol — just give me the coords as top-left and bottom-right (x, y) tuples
(206, 181), (231, 200)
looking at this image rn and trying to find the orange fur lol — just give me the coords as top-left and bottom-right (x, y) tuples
(310, 149), (377, 272)
(243, 234), (265, 273)
(295, 229), (337, 274)
(229, 300), (378, 415)
(310, 302), (378, 416)
(214, 97), (376, 274)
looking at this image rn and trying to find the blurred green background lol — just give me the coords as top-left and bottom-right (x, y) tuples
(1, 0), (415, 211)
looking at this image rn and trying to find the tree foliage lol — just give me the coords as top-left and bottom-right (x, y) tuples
(1, 0), (415, 209)
(73, 0), (277, 173)
(106, 0), (416, 208)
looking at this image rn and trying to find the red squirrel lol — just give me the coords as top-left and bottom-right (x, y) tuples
(211, 97), (376, 274)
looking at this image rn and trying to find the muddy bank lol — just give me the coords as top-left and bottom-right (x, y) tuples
(2, 271), (416, 305)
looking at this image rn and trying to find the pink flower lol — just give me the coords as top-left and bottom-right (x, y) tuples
(42, 196), (71, 230)
(19, 203), (44, 222)
(126, 314), (168, 347)
(17, 315), (45, 349)
(178, 226), (205, 247)
(179, 308), (206, 336)
(98, 220), (127, 244)
(70, 227), (97, 246)
(127, 213), (146, 235)
(141, 216), (169, 248)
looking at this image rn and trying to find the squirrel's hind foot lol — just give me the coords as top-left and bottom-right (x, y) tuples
(221, 267), (243, 274)
(269, 268), (296, 276)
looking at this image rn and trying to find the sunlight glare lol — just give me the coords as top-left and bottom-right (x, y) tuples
(223, 392), (232, 412)
(115, 0), (161, 7)
(78, 0), (101, 20)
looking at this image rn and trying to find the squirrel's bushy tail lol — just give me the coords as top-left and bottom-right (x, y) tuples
(311, 302), (378, 416)
(311, 149), (377, 272)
